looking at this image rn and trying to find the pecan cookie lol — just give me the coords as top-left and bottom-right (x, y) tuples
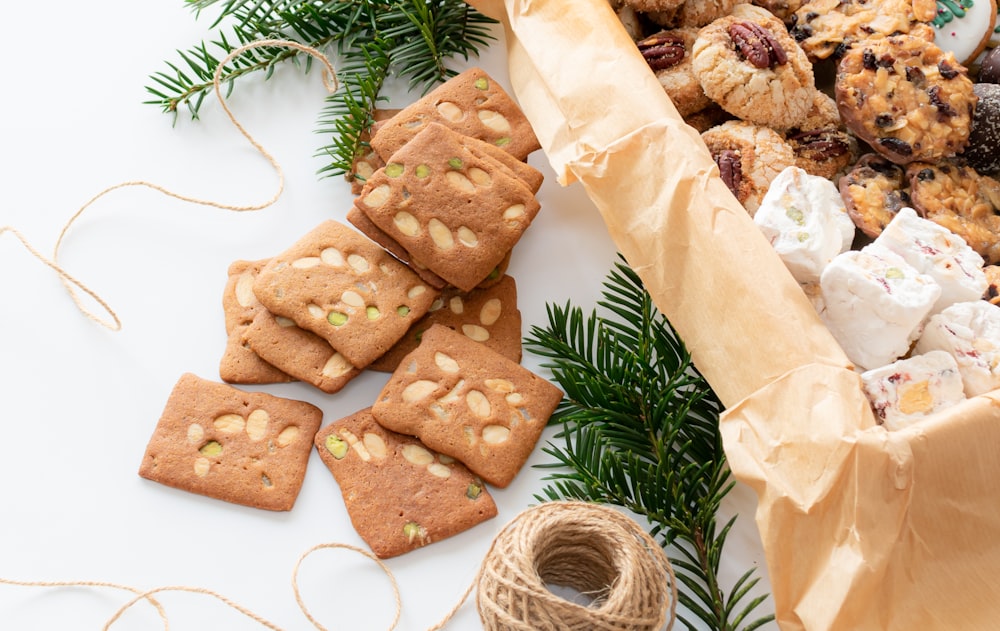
(702, 120), (797, 215)
(835, 35), (977, 165)
(906, 161), (1000, 264)
(788, 0), (937, 61)
(839, 153), (911, 238)
(785, 90), (858, 180)
(692, 4), (816, 130)
(638, 28), (712, 117)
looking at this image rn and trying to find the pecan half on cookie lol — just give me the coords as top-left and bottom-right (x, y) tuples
(691, 4), (816, 130)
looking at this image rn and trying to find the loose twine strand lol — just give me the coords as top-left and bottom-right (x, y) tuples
(0, 38), (339, 332)
(0, 503), (677, 630)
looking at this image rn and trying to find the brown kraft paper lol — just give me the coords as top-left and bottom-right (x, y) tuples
(467, 0), (1000, 629)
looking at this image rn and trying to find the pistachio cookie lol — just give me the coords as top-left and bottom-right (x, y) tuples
(691, 4), (816, 130)
(702, 120), (797, 215)
(835, 35), (976, 165)
(788, 0), (937, 61)
(637, 28), (712, 117)
(906, 161), (1000, 264)
(839, 153), (911, 239)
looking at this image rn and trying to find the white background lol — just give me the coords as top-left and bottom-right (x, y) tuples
(0, 2), (771, 629)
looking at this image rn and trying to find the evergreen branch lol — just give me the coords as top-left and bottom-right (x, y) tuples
(525, 256), (774, 631)
(149, 0), (497, 177)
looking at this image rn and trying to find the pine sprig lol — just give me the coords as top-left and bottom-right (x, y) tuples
(525, 257), (774, 631)
(147, 0), (497, 177)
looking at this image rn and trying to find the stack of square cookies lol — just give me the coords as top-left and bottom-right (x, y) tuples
(141, 68), (563, 558)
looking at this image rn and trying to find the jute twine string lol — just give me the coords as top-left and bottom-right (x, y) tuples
(1, 38), (338, 332)
(0, 503), (677, 630)
(467, 501), (677, 631)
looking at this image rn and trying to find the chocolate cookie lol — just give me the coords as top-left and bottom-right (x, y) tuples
(960, 82), (1000, 175)
(835, 34), (976, 165)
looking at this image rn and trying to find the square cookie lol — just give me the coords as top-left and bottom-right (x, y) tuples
(244, 310), (362, 394)
(314, 407), (498, 559)
(369, 274), (522, 373)
(355, 123), (541, 292)
(138, 373), (323, 511)
(252, 220), (440, 369)
(372, 324), (563, 488)
(219, 259), (295, 385)
(369, 67), (541, 162)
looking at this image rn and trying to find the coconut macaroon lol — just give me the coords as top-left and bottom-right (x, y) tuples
(820, 247), (941, 370)
(860, 350), (966, 430)
(867, 207), (987, 315)
(915, 300), (1000, 397)
(754, 166), (854, 284)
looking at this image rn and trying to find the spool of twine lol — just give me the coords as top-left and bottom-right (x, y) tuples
(473, 501), (677, 631)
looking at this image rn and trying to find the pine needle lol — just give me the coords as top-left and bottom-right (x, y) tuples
(525, 257), (775, 631)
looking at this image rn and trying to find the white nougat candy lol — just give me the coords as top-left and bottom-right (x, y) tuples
(860, 350), (966, 430)
(754, 166), (855, 284)
(820, 248), (941, 370)
(868, 207), (987, 315)
(915, 300), (1000, 397)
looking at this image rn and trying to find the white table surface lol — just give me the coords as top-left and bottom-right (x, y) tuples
(0, 2), (772, 628)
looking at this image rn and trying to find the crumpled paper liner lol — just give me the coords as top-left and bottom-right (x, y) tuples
(468, 0), (1000, 629)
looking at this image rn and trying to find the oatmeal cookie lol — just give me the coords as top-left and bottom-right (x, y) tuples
(789, 0), (937, 61)
(906, 161), (1000, 263)
(638, 28), (712, 117)
(785, 90), (859, 180)
(702, 120), (797, 215)
(692, 4), (816, 130)
(835, 35), (977, 165)
(839, 153), (912, 238)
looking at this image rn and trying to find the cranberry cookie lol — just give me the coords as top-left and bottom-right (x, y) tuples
(906, 161), (1000, 264)
(702, 120), (797, 215)
(839, 153), (911, 238)
(692, 4), (816, 130)
(835, 35), (976, 165)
